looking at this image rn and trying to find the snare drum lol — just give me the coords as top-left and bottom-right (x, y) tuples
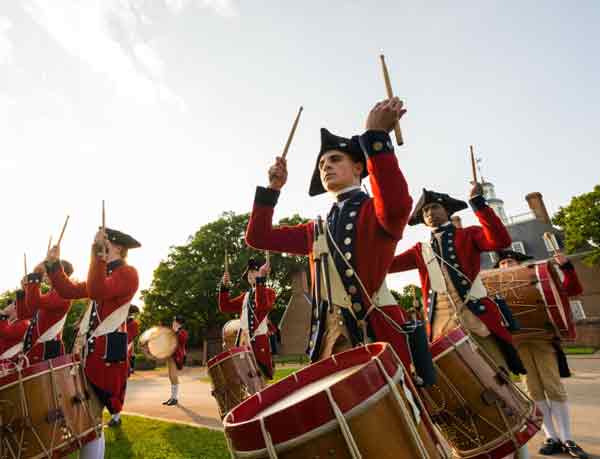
(420, 328), (541, 459)
(480, 261), (576, 341)
(224, 343), (447, 459)
(208, 346), (265, 419)
(222, 319), (241, 350)
(138, 326), (177, 360)
(0, 354), (103, 459)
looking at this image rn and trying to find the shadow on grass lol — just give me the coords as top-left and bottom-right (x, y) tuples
(105, 426), (135, 459)
(174, 403), (223, 430)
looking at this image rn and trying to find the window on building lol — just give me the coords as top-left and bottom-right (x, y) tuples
(543, 233), (560, 253)
(511, 241), (526, 254)
(570, 300), (586, 322)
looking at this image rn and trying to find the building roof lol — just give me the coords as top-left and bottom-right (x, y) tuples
(480, 218), (564, 269)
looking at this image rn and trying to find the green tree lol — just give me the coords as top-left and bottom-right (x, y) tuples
(140, 212), (309, 348)
(553, 185), (600, 266)
(390, 284), (423, 312)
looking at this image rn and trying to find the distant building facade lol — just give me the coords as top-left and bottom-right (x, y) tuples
(478, 179), (600, 346)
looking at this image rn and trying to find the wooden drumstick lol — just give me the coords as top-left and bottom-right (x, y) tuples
(379, 54), (404, 146)
(57, 215), (70, 246)
(224, 249), (229, 273)
(24, 253), (28, 276)
(281, 106), (303, 159)
(47, 236), (53, 255)
(470, 145), (478, 184)
(101, 200), (107, 258)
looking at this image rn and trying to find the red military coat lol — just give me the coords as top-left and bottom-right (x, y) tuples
(17, 277), (71, 364)
(127, 318), (139, 359)
(390, 197), (513, 343)
(245, 131), (414, 367)
(0, 318), (30, 363)
(173, 327), (188, 370)
(560, 262), (583, 297)
(219, 280), (276, 378)
(48, 256), (138, 414)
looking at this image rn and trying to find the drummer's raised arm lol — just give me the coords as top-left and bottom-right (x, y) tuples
(46, 261), (88, 300)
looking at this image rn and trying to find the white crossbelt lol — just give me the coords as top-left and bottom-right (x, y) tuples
(78, 301), (131, 340)
(37, 314), (68, 343)
(0, 342), (23, 360)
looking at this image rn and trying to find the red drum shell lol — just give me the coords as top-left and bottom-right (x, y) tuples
(224, 342), (433, 455)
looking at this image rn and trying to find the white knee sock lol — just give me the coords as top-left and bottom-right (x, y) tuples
(551, 400), (573, 442)
(536, 400), (559, 440)
(171, 384), (179, 399)
(517, 445), (529, 459)
(80, 433), (105, 459)
(112, 413), (121, 422)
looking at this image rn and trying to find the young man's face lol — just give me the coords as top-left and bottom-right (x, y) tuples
(422, 203), (449, 228)
(246, 269), (259, 286)
(499, 258), (519, 269)
(319, 150), (363, 193)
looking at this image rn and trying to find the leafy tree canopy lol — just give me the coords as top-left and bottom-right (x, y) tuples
(553, 184), (600, 266)
(140, 212), (309, 346)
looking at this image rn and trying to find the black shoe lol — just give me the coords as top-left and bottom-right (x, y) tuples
(539, 438), (563, 455)
(162, 398), (173, 405)
(107, 418), (122, 428)
(563, 440), (589, 459)
(166, 398), (178, 406)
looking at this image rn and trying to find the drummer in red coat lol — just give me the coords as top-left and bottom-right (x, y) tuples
(389, 186), (527, 375)
(107, 304), (141, 428)
(45, 227), (140, 459)
(219, 258), (276, 379)
(495, 250), (588, 459)
(163, 315), (188, 406)
(245, 99), (427, 377)
(0, 303), (30, 364)
(16, 260), (74, 365)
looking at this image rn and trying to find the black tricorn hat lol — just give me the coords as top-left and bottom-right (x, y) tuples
(128, 304), (140, 315)
(241, 257), (263, 282)
(105, 228), (141, 249)
(408, 189), (468, 226)
(494, 250), (534, 268)
(308, 128), (367, 196)
(60, 260), (74, 277)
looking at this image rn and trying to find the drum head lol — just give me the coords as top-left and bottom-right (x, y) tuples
(139, 326), (177, 360)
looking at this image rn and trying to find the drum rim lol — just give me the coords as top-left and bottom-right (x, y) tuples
(0, 354), (77, 388)
(227, 367), (404, 457)
(207, 346), (252, 368)
(430, 327), (468, 358)
(223, 342), (402, 452)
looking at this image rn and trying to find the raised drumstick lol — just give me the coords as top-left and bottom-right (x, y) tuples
(282, 106), (303, 159)
(24, 253), (28, 277)
(224, 249), (229, 273)
(57, 215), (70, 246)
(47, 236), (53, 255)
(470, 145), (478, 184)
(379, 54), (404, 146)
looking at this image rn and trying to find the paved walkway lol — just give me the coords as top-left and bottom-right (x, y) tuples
(122, 357), (600, 457)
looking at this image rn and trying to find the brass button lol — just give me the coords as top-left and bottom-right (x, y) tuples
(345, 252), (352, 260)
(338, 321), (344, 326)
(344, 237), (352, 245)
(345, 223), (353, 230)
(373, 141), (383, 151)
(349, 211), (357, 217)
(345, 269), (354, 277)
(353, 303), (362, 312)
(348, 285), (357, 294)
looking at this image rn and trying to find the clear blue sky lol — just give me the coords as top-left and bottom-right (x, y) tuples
(1, 1), (598, 296)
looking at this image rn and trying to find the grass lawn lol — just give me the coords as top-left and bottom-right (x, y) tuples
(563, 346), (597, 355)
(70, 414), (229, 459)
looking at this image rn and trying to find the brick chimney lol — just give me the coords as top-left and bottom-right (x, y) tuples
(526, 192), (551, 224)
(451, 215), (463, 229)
